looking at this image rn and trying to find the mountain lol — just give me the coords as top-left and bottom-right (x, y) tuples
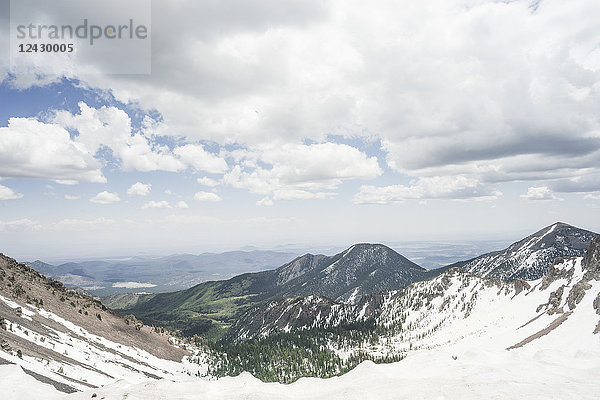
(0, 253), (203, 394)
(26, 250), (298, 296)
(449, 222), (597, 280)
(274, 244), (427, 303)
(221, 224), (599, 343)
(224, 236), (600, 345)
(61, 237), (600, 399)
(2, 230), (600, 398)
(115, 244), (428, 337)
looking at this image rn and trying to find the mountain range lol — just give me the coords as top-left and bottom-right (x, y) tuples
(1, 221), (599, 398)
(111, 222), (597, 339)
(27, 250), (297, 296)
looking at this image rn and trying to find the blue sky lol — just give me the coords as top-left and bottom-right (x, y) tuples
(1, 0), (600, 259)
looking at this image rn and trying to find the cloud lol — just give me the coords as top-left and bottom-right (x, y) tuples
(0, 218), (41, 231)
(194, 191), (222, 202)
(127, 182), (152, 197)
(0, 184), (23, 200)
(353, 176), (501, 205)
(141, 200), (172, 209)
(256, 197), (274, 206)
(224, 142), (381, 201)
(197, 177), (220, 187)
(0, 117), (105, 184)
(173, 144), (228, 174)
(64, 194), (80, 200)
(53, 102), (186, 173)
(549, 174), (600, 193)
(175, 201), (189, 209)
(53, 217), (116, 230)
(520, 186), (561, 201)
(4, 0), (600, 201)
(90, 191), (121, 204)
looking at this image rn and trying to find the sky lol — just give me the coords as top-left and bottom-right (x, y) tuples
(1, 0), (600, 260)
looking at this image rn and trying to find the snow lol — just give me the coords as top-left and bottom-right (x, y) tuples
(63, 343), (600, 400)
(346, 287), (361, 304)
(61, 257), (600, 399)
(0, 296), (205, 392)
(112, 282), (157, 288)
(4, 256), (600, 399)
(0, 364), (65, 400)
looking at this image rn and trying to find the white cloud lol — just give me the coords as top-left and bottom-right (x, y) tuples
(194, 191), (222, 202)
(520, 186), (561, 201)
(64, 194), (80, 200)
(584, 193), (600, 200)
(0, 219), (41, 231)
(0, 184), (23, 200)
(173, 144), (228, 174)
(53, 102), (186, 173)
(5, 0), (600, 202)
(256, 197), (274, 206)
(141, 200), (172, 209)
(53, 217), (116, 230)
(353, 176), (501, 205)
(175, 201), (189, 209)
(224, 142), (381, 202)
(197, 177), (220, 187)
(0, 117), (105, 183)
(127, 182), (152, 197)
(90, 191), (121, 204)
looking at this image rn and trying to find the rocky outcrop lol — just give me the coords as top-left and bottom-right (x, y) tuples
(513, 279), (531, 295)
(124, 314), (144, 330)
(567, 281), (593, 310)
(583, 236), (600, 280)
(541, 261), (575, 290)
(537, 285), (565, 314)
(593, 292), (600, 315)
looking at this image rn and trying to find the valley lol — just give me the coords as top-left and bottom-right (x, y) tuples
(0, 222), (599, 398)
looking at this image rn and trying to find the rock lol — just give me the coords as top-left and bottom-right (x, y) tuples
(1, 339), (11, 351)
(15, 307), (22, 317)
(583, 236), (600, 273)
(541, 264), (574, 290)
(545, 285), (565, 314)
(124, 314), (144, 331)
(513, 279), (531, 295)
(0, 317), (6, 330)
(567, 281), (592, 310)
(593, 292), (600, 315)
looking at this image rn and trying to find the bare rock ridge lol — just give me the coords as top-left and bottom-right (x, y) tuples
(0, 253), (192, 392)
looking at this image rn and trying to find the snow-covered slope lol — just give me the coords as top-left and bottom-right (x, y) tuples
(4, 234), (600, 399)
(64, 238), (600, 399)
(0, 254), (205, 395)
(454, 222), (597, 280)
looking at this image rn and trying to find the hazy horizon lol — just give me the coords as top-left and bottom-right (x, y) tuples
(1, 0), (600, 261)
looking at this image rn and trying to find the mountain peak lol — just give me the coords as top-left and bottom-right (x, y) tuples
(459, 222), (597, 280)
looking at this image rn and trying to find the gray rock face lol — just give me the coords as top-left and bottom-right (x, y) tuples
(567, 281), (593, 310)
(592, 292), (600, 315)
(583, 236), (600, 276)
